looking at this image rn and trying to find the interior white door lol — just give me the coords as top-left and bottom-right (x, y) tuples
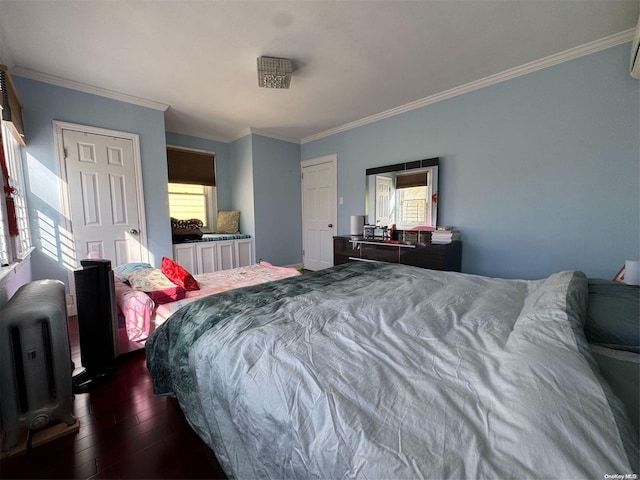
(61, 127), (147, 267)
(375, 176), (393, 226)
(302, 155), (337, 271)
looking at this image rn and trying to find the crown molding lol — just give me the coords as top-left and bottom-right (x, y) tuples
(229, 127), (252, 143)
(11, 66), (170, 111)
(168, 128), (234, 144)
(229, 127), (301, 144)
(248, 127), (300, 145)
(301, 29), (635, 144)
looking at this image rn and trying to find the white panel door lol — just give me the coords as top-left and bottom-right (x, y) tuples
(375, 176), (393, 226)
(302, 155), (337, 271)
(62, 127), (147, 266)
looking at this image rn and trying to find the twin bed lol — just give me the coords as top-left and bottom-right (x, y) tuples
(141, 261), (638, 478)
(114, 261), (301, 352)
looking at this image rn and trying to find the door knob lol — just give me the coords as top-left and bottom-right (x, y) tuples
(130, 229), (139, 235)
(328, 224), (333, 228)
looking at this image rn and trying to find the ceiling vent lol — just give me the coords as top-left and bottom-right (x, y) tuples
(257, 57), (292, 89)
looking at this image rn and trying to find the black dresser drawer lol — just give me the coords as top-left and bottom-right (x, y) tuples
(333, 236), (462, 272)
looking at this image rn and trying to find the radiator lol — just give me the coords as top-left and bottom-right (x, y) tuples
(0, 280), (76, 452)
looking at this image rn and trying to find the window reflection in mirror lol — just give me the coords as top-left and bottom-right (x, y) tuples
(366, 159), (438, 230)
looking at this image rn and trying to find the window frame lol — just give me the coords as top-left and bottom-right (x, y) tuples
(0, 121), (33, 269)
(168, 182), (217, 233)
(394, 169), (434, 230)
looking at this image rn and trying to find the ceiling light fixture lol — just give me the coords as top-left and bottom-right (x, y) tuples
(257, 56), (292, 89)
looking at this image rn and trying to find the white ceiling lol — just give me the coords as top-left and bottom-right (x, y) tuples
(0, 0), (637, 143)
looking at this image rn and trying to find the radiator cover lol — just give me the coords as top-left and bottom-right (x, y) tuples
(0, 280), (76, 452)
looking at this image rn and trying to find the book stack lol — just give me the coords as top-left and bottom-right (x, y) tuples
(431, 228), (460, 244)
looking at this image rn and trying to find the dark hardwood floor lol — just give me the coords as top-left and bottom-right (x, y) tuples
(1, 316), (227, 479)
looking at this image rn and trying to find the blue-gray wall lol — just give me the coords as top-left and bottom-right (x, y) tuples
(302, 44), (640, 280)
(252, 134), (302, 265)
(229, 135), (255, 239)
(13, 77), (171, 288)
(227, 134), (302, 266)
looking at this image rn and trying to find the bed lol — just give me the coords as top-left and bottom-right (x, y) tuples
(113, 261), (301, 351)
(146, 261), (639, 479)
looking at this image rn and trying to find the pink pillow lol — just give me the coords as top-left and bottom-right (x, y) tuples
(161, 257), (199, 291)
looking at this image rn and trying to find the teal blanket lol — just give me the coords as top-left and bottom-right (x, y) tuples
(147, 262), (378, 398)
(146, 262), (638, 479)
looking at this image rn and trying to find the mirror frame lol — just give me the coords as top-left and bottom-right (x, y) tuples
(365, 157), (439, 230)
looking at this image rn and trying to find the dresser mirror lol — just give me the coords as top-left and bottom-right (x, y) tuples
(365, 157), (439, 230)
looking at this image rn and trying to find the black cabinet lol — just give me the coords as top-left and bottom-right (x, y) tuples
(334, 236), (462, 272)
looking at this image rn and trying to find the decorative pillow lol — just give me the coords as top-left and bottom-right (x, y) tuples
(113, 262), (153, 282)
(125, 268), (176, 291)
(584, 278), (639, 353)
(171, 217), (204, 229)
(216, 210), (240, 234)
(161, 257), (199, 291)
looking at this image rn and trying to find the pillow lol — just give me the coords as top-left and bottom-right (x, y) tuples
(161, 257), (199, 291)
(216, 210), (240, 234)
(113, 262), (153, 282)
(113, 278), (154, 314)
(584, 278), (639, 353)
(123, 268), (186, 305)
(125, 268), (176, 291)
(171, 217), (204, 229)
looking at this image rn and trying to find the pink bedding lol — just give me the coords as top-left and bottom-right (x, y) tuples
(115, 262), (301, 343)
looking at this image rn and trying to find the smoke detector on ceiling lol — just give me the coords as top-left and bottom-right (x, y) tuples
(257, 56), (292, 89)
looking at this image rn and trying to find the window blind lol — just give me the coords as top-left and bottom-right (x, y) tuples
(0, 65), (26, 146)
(395, 171), (427, 189)
(167, 147), (215, 186)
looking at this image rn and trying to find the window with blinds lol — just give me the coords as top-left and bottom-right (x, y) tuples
(167, 147), (217, 232)
(395, 170), (431, 228)
(168, 183), (215, 231)
(167, 147), (215, 186)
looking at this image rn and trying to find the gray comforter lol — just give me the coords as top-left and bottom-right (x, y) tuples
(146, 262), (638, 479)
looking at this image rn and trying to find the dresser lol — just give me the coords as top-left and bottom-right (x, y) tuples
(334, 236), (462, 272)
